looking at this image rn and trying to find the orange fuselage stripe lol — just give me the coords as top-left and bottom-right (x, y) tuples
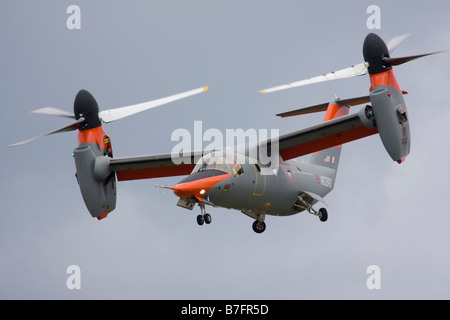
(173, 173), (232, 199)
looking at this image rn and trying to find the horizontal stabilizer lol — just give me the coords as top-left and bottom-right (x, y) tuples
(277, 91), (407, 118)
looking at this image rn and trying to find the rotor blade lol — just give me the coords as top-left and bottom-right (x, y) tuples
(384, 51), (447, 66)
(8, 117), (85, 147)
(30, 107), (75, 119)
(259, 62), (368, 94)
(386, 33), (411, 54)
(99, 86), (209, 123)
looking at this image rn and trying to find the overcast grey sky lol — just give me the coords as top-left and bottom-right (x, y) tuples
(1, 0), (450, 299)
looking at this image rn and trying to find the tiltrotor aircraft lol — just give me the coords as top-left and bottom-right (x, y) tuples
(10, 33), (443, 233)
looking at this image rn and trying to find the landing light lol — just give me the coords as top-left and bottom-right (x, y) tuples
(200, 189), (206, 195)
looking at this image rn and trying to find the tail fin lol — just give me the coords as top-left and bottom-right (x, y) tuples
(308, 103), (350, 170)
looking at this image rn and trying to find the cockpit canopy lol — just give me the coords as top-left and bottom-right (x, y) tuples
(191, 153), (244, 177)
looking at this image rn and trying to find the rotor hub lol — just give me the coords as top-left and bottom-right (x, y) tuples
(363, 33), (391, 75)
(74, 89), (101, 129)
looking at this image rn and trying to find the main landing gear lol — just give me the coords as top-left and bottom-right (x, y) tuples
(241, 210), (267, 234)
(294, 193), (328, 222)
(307, 206), (328, 222)
(252, 220), (266, 234)
(252, 212), (266, 234)
(197, 203), (212, 226)
(318, 208), (328, 222)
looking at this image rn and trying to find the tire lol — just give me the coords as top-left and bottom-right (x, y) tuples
(204, 213), (212, 224)
(319, 208), (328, 222)
(197, 214), (205, 226)
(252, 220), (266, 233)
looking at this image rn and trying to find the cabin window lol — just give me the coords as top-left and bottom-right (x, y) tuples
(228, 156), (244, 177)
(223, 182), (231, 192)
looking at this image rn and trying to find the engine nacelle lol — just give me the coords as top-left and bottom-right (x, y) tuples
(369, 85), (410, 163)
(73, 143), (116, 219)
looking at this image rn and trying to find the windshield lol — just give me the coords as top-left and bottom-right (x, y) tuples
(191, 156), (232, 175)
(191, 155), (244, 177)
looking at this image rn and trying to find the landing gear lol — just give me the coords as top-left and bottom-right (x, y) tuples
(294, 193), (329, 222)
(307, 206), (328, 222)
(294, 192), (328, 222)
(252, 220), (266, 234)
(318, 208), (328, 222)
(197, 214), (205, 226)
(241, 209), (267, 234)
(197, 203), (212, 226)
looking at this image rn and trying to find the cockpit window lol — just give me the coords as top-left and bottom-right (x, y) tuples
(191, 155), (244, 177)
(192, 156), (232, 175)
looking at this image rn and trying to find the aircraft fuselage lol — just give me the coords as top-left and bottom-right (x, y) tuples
(173, 155), (336, 217)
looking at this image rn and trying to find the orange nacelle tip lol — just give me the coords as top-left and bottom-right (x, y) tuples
(78, 126), (110, 151)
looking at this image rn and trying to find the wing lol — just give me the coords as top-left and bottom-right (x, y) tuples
(276, 113), (378, 161)
(109, 114), (376, 181)
(110, 151), (206, 181)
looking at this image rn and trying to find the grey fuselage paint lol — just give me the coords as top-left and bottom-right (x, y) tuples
(202, 155), (337, 217)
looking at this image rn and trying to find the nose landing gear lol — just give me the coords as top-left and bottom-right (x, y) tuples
(197, 203), (212, 226)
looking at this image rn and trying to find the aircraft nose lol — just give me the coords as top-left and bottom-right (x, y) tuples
(173, 172), (231, 199)
(173, 182), (203, 198)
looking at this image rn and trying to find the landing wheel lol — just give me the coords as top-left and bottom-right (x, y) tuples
(252, 220), (266, 234)
(197, 214), (205, 226)
(319, 208), (328, 222)
(204, 213), (212, 224)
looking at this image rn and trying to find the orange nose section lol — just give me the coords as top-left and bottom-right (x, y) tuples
(173, 173), (231, 199)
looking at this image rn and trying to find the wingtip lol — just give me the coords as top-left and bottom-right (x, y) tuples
(203, 86), (209, 92)
(259, 90), (267, 94)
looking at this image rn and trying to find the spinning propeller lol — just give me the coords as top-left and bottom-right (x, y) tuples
(9, 86), (208, 147)
(262, 33), (447, 164)
(259, 33), (445, 94)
